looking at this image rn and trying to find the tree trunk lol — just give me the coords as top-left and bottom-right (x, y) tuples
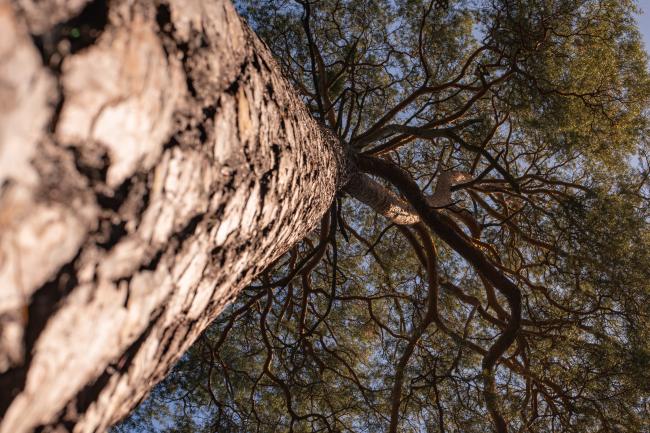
(0, 0), (346, 431)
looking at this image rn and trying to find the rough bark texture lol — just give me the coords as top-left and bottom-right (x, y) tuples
(0, 1), (346, 431)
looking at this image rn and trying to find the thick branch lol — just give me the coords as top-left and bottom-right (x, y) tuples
(358, 156), (522, 433)
(345, 171), (471, 225)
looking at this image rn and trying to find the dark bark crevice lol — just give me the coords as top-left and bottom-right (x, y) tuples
(27, 0), (110, 139)
(172, 213), (206, 253)
(155, 2), (197, 98)
(0, 248), (84, 417)
(30, 0), (109, 71)
(70, 146), (111, 185)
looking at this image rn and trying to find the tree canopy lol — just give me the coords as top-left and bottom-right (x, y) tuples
(116, 0), (650, 432)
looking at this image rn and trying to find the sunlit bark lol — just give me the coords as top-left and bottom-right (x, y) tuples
(0, 1), (346, 431)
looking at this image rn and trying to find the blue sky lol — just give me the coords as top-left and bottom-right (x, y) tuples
(638, 0), (650, 55)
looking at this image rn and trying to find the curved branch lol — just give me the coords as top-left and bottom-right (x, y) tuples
(358, 156), (522, 433)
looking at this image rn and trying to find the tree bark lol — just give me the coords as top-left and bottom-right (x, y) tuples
(0, 0), (346, 431)
(345, 171), (472, 226)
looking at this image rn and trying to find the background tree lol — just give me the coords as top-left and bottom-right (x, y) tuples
(116, 0), (650, 432)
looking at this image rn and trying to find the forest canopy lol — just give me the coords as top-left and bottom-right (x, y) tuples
(117, 0), (650, 432)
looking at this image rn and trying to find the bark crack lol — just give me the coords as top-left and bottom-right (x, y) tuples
(0, 247), (84, 417)
(30, 0), (109, 71)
